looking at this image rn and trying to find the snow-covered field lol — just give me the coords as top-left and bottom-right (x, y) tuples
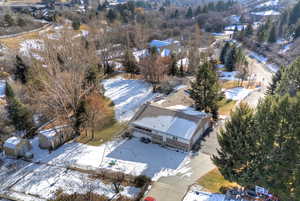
(102, 76), (161, 121)
(224, 87), (253, 101)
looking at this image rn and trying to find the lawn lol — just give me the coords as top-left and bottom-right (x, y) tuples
(218, 99), (237, 115)
(221, 80), (259, 90)
(79, 122), (127, 146)
(198, 168), (238, 193)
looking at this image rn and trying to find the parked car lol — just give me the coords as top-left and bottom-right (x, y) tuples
(140, 137), (151, 144)
(144, 197), (156, 201)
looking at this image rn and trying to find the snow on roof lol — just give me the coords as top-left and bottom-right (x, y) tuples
(4, 137), (22, 149)
(248, 52), (268, 64)
(149, 40), (171, 48)
(251, 10), (280, 16)
(224, 25), (247, 31)
(177, 58), (189, 67)
(161, 48), (171, 57)
(255, 0), (279, 8)
(167, 105), (207, 117)
(183, 189), (225, 201)
(0, 80), (6, 98)
(132, 105), (207, 140)
(39, 125), (67, 139)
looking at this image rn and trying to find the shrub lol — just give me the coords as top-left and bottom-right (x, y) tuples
(133, 175), (150, 188)
(72, 19), (81, 30)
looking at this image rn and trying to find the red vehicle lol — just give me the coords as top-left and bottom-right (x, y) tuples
(144, 196), (156, 201)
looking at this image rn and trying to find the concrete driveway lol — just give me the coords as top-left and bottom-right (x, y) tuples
(145, 113), (229, 201)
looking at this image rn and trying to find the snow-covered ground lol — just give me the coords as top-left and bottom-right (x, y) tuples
(0, 80), (5, 98)
(251, 10), (280, 16)
(0, 157), (139, 200)
(218, 71), (239, 81)
(279, 43), (292, 54)
(102, 76), (161, 121)
(266, 63), (279, 73)
(255, 0), (279, 8)
(224, 87), (253, 101)
(1, 136), (192, 200)
(29, 137), (191, 181)
(248, 52), (268, 64)
(183, 186), (225, 201)
(19, 39), (44, 60)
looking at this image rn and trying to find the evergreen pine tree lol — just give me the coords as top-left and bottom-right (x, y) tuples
(15, 55), (28, 84)
(294, 24), (300, 39)
(107, 9), (117, 22)
(245, 24), (253, 36)
(189, 61), (221, 120)
(289, 1), (300, 25)
(195, 6), (202, 16)
(186, 7), (193, 18)
(268, 26), (277, 43)
(220, 42), (230, 64)
(123, 49), (138, 76)
(212, 103), (256, 184)
(169, 54), (177, 76)
(266, 68), (282, 95)
(225, 45), (237, 72)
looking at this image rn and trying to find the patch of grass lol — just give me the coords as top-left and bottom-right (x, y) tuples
(0, 30), (40, 49)
(84, 123), (127, 146)
(218, 99), (237, 115)
(198, 168), (238, 193)
(221, 80), (260, 90)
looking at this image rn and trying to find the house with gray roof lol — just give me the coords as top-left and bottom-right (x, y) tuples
(129, 104), (212, 151)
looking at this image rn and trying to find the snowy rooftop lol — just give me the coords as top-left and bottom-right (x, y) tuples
(251, 10), (280, 16)
(0, 80), (6, 98)
(131, 104), (207, 140)
(149, 40), (172, 48)
(4, 137), (22, 149)
(39, 125), (67, 139)
(255, 0), (279, 8)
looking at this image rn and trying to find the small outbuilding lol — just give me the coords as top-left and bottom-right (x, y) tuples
(3, 137), (31, 158)
(38, 124), (73, 150)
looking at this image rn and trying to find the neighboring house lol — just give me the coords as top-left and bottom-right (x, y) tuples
(129, 104), (212, 151)
(149, 39), (181, 57)
(3, 137), (31, 158)
(38, 124), (73, 150)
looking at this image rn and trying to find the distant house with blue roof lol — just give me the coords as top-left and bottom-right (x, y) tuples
(149, 39), (181, 57)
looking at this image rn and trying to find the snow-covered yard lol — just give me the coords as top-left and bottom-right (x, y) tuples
(102, 76), (161, 121)
(224, 87), (253, 101)
(0, 158), (139, 200)
(1, 136), (191, 200)
(28, 137), (190, 181)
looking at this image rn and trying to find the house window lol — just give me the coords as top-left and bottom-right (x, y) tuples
(172, 136), (178, 141)
(135, 126), (152, 133)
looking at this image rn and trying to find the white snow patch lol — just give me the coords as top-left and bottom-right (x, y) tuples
(279, 43), (292, 54)
(20, 39), (44, 60)
(102, 76), (161, 121)
(248, 52), (268, 64)
(167, 105), (207, 117)
(251, 10), (280, 16)
(3, 137), (21, 149)
(255, 0), (279, 8)
(174, 85), (187, 91)
(224, 87), (253, 101)
(266, 63), (279, 73)
(0, 80), (6, 98)
(183, 187), (226, 201)
(218, 71), (239, 81)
